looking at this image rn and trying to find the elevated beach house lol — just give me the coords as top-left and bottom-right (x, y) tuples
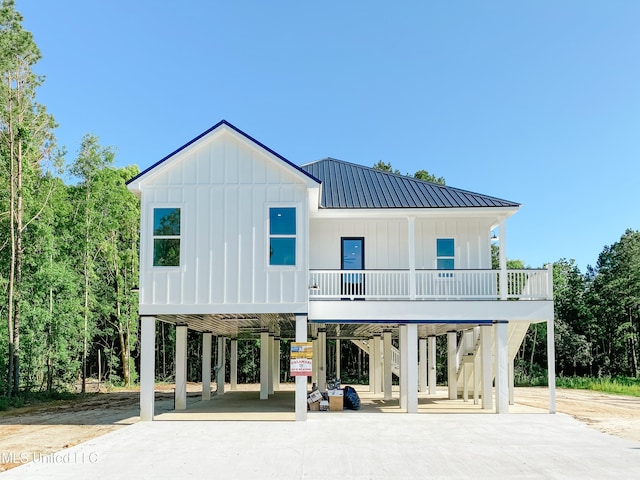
(127, 120), (555, 421)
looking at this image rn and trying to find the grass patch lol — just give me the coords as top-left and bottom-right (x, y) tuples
(555, 376), (640, 397)
(0, 390), (81, 412)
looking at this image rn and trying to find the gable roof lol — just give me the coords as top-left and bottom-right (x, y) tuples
(126, 120), (320, 189)
(301, 157), (519, 209)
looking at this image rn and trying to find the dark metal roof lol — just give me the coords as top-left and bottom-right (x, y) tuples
(301, 158), (520, 209)
(126, 120), (320, 186)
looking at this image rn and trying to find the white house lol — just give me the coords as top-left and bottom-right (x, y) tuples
(127, 120), (555, 421)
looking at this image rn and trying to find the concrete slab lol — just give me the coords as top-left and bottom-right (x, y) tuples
(2, 410), (639, 479)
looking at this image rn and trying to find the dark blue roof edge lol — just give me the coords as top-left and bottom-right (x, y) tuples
(126, 120), (320, 186)
(302, 157), (521, 208)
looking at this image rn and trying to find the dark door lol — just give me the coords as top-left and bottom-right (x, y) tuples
(341, 237), (364, 297)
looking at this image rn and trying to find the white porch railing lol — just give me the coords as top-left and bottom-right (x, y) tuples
(308, 268), (552, 300)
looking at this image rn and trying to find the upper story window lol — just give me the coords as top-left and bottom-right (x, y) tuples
(153, 207), (181, 267)
(436, 238), (455, 274)
(269, 207), (296, 266)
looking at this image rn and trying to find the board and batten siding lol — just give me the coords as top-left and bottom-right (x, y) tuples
(309, 217), (494, 270)
(138, 130), (310, 314)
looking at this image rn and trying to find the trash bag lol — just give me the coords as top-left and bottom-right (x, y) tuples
(343, 386), (361, 410)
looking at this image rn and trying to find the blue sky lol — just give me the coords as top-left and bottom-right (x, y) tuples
(17, 1), (640, 272)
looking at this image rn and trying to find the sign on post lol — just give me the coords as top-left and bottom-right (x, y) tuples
(290, 342), (313, 376)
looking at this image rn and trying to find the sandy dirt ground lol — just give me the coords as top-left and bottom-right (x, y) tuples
(515, 387), (640, 443)
(0, 385), (639, 472)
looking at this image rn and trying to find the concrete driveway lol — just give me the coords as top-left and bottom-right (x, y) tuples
(2, 410), (639, 479)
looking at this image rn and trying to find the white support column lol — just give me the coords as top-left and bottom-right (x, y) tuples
(473, 351), (480, 405)
(428, 336), (437, 395)
(383, 330), (393, 401)
(481, 324), (493, 410)
(408, 216), (416, 300)
(311, 336), (318, 386)
(509, 359), (515, 405)
(335, 339), (341, 380)
(260, 330), (269, 400)
(495, 322), (509, 414)
(499, 218), (507, 300)
(140, 316), (156, 421)
(447, 331), (457, 400)
(295, 314), (308, 421)
(175, 326), (188, 410)
(202, 333), (212, 401)
(419, 338), (427, 393)
(368, 336), (375, 392)
(373, 334), (382, 395)
(407, 324), (418, 413)
(273, 337), (281, 392)
(399, 325), (408, 410)
(216, 336), (226, 396)
(230, 339), (238, 390)
(318, 328), (327, 392)
(547, 317), (557, 414)
(268, 334), (274, 395)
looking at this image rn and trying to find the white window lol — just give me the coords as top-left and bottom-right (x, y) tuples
(269, 207), (296, 266)
(437, 238), (454, 277)
(153, 207), (181, 267)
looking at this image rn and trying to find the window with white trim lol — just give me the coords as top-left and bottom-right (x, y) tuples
(153, 207), (181, 267)
(269, 207), (296, 266)
(436, 238), (454, 277)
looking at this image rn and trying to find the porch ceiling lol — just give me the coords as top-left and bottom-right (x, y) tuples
(154, 314), (487, 339)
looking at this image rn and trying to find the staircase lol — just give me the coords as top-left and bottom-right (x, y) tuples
(456, 321), (531, 394)
(351, 339), (400, 377)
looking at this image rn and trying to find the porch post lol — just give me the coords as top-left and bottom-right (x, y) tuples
(335, 339), (341, 380)
(481, 324), (493, 410)
(216, 336), (226, 395)
(368, 336), (375, 392)
(260, 330), (269, 400)
(473, 349), (480, 405)
(311, 335), (318, 386)
(419, 338), (427, 393)
(273, 336), (281, 392)
(499, 218), (507, 300)
(295, 314), (308, 421)
(230, 339), (238, 390)
(318, 327), (327, 391)
(509, 359), (515, 405)
(428, 335), (437, 395)
(399, 325), (408, 410)
(407, 324), (418, 413)
(383, 330), (393, 400)
(408, 216), (416, 299)
(268, 334), (274, 395)
(547, 317), (557, 413)
(140, 316), (156, 421)
(447, 331), (457, 400)
(495, 322), (509, 413)
(202, 332), (212, 401)
(175, 325), (188, 410)
(373, 334), (382, 395)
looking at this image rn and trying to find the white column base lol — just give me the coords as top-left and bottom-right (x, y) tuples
(140, 316), (156, 421)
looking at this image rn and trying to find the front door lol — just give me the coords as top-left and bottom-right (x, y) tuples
(341, 237), (364, 297)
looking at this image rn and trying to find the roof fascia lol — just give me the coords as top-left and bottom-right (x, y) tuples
(309, 206), (520, 219)
(127, 120), (320, 194)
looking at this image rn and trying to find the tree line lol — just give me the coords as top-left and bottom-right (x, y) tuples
(1, 1), (639, 399)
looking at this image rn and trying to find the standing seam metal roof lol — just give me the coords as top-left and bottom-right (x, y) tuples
(301, 157), (520, 209)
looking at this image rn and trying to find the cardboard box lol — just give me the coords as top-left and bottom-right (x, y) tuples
(328, 389), (343, 397)
(308, 390), (322, 403)
(308, 400), (320, 411)
(329, 395), (343, 411)
(319, 400), (329, 411)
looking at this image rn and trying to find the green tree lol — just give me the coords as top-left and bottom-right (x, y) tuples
(587, 230), (640, 376)
(69, 134), (115, 392)
(373, 161), (446, 185)
(0, 0), (57, 395)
